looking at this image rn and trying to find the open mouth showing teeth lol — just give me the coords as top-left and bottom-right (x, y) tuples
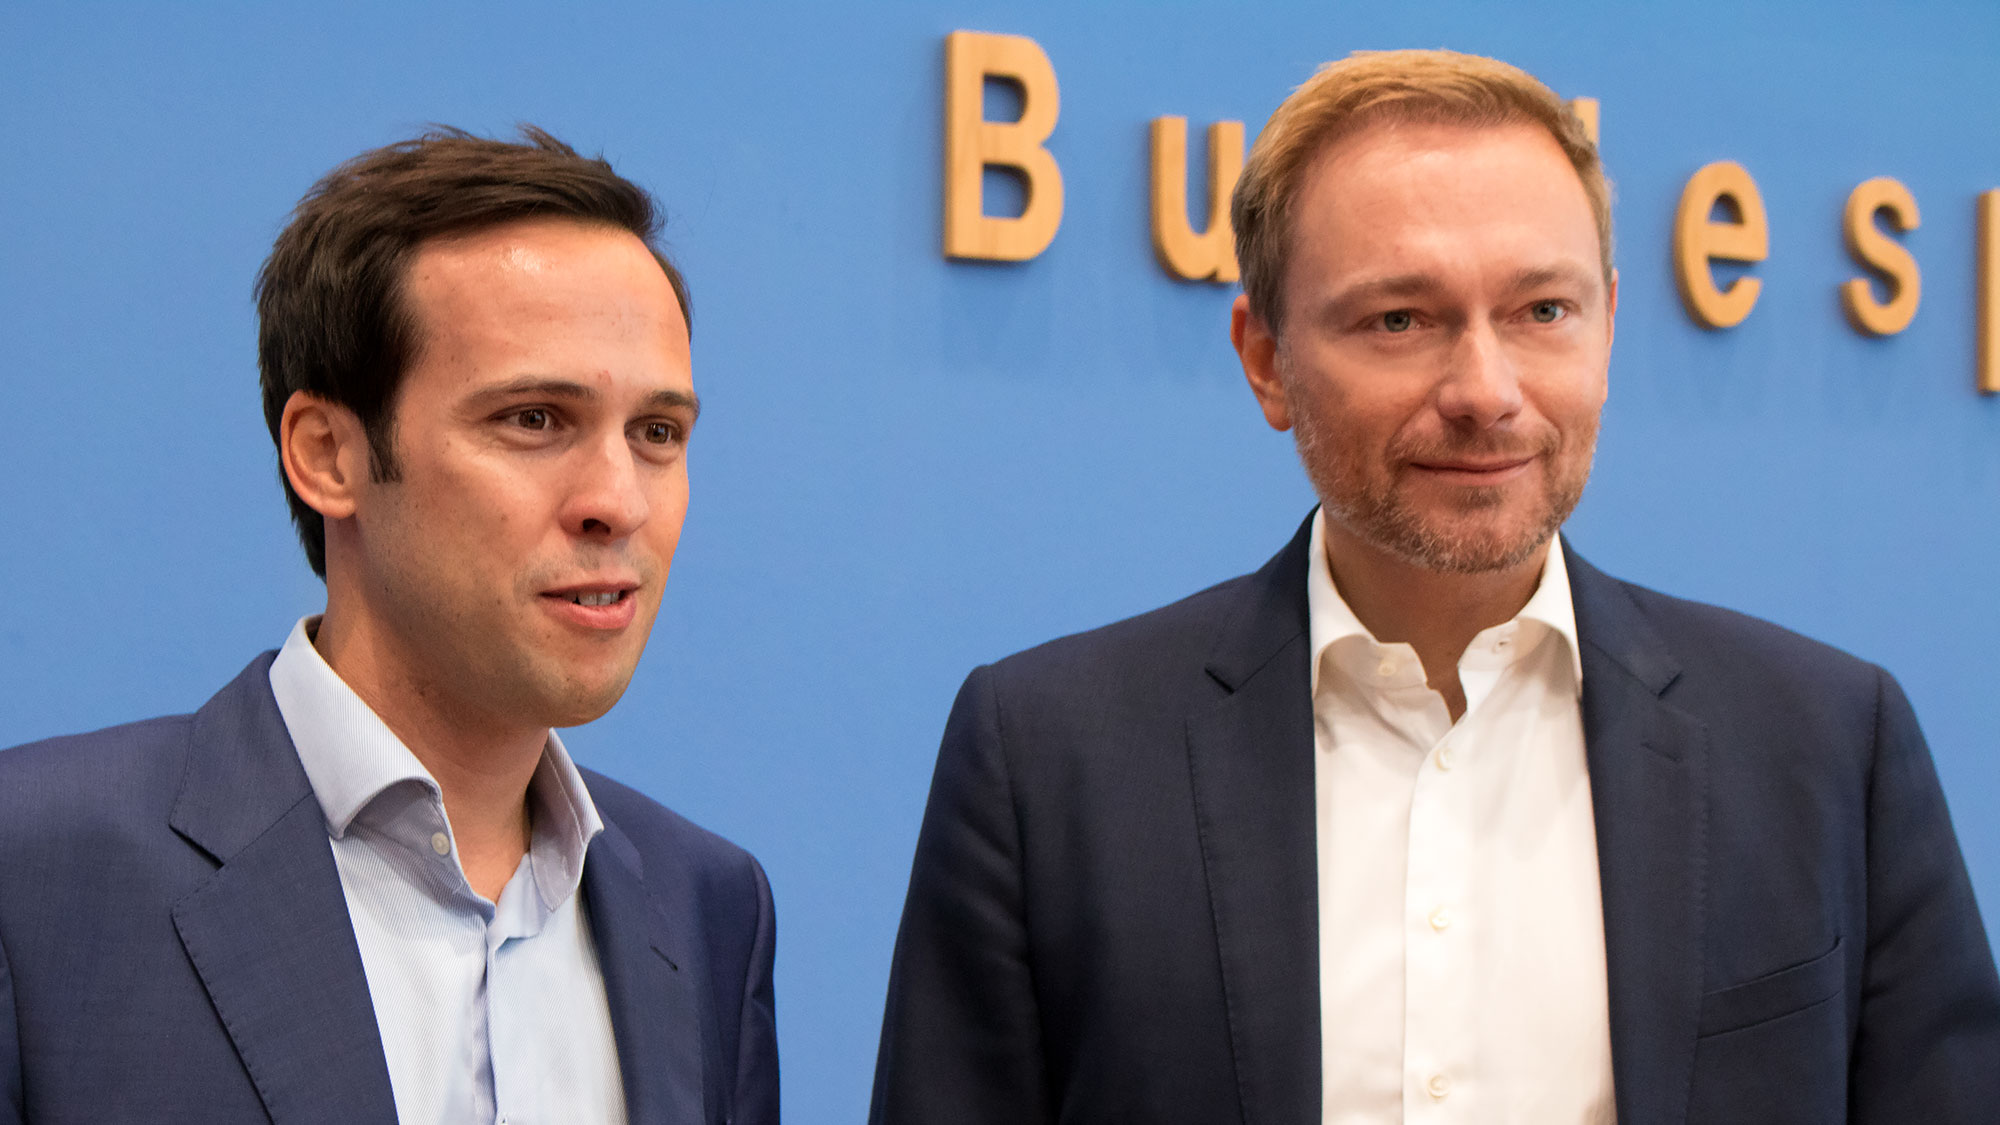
(569, 591), (625, 606)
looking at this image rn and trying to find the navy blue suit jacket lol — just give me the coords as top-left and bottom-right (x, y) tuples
(871, 517), (2000, 1124)
(0, 653), (778, 1125)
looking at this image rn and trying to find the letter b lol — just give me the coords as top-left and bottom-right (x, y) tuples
(943, 31), (1063, 261)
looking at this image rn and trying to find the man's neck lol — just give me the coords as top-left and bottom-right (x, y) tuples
(309, 609), (541, 902)
(1323, 524), (1550, 721)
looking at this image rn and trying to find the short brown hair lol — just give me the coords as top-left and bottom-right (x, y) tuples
(1230, 49), (1611, 337)
(256, 125), (690, 578)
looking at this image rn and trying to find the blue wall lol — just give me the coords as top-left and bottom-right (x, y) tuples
(4, 2), (1997, 1119)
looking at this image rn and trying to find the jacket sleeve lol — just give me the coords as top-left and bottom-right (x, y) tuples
(1848, 667), (2000, 1121)
(733, 853), (779, 1125)
(1, 926), (20, 1125)
(870, 666), (1053, 1125)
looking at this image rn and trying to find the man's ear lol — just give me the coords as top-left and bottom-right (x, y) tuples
(1605, 266), (1619, 352)
(279, 391), (371, 521)
(1231, 293), (1293, 433)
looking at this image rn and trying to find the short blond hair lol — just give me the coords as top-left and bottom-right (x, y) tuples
(1230, 49), (1612, 335)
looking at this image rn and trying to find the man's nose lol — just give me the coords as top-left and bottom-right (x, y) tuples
(563, 431), (650, 539)
(1434, 320), (1525, 428)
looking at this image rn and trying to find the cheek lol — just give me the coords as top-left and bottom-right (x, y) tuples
(1520, 359), (1608, 422)
(410, 467), (553, 590)
(1310, 361), (1435, 436)
(645, 474), (690, 553)
(410, 444), (521, 523)
(1287, 361), (1384, 434)
(1548, 380), (1609, 432)
(1354, 394), (1438, 454)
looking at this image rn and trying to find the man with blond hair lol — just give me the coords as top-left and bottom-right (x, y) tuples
(871, 50), (1999, 1124)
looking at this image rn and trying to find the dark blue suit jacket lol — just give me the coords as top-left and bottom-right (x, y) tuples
(0, 653), (778, 1125)
(871, 517), (2000, 1124)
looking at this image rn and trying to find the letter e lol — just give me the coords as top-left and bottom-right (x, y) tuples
(1673, 161), (1769, 329)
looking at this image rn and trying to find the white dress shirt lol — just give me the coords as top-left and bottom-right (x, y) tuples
(268, 618), (626, 1125)
(1307, 510), (1616, 1124)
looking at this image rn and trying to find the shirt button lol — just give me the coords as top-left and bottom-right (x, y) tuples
(1427, 1073), (1452, 1099)
(1429, 907), (1452, 931)
(1377, 658), (1398, 677)
(1435, 745), (1455, 771)
(430, 832), (451, 856)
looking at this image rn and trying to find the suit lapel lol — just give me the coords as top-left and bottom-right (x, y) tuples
(167, 655), (398, 1125)
(1567, 545), (1709, 1125)
(584, 821), (709, 1125)
(1185, 516), (1319, 1125)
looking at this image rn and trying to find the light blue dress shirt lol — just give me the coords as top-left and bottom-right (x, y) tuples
(268, 618), (627, 1124)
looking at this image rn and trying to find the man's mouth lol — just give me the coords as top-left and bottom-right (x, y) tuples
(538, 582), (643, 630)
(540, 582), (640, 608)
(1412, 458), (1531, 473)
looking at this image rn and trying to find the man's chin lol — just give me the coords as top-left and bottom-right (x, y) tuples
(509, 658), (642, 730)
(1332, 501), (1558, 576)
(1415, 535), (1550, 575)
(547, 680), (635, 729)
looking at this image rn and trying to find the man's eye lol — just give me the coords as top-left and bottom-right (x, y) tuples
(639, 421), (680, 445)
(1530, 301), (1567, 323)
(1380, 310), (1415, 332)
(513, 408), (552, 430)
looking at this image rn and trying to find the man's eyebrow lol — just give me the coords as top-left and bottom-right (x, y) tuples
(1506, 263), (1599, 293)
(644, 388), (701, 422)
(1318, 263), (1601, 313)
(464, 377), (701, 421)
(1325, 273), (1439, 308)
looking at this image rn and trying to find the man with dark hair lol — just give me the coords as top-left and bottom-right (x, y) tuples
(872, 50), (1999, 1124)
(0, 128), (777, 1124)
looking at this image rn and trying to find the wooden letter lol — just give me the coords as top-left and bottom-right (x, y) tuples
(943, 30), (1063, 261)
(1150, 117), (1244, 283)
(1840, 177), (1921, 336)
(1981, 190), (2000, 394)
(1673, 161), (1770, 329)
(1567, 97), (1600, 147)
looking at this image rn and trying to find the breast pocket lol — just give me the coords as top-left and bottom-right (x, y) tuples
(1697, 936), (1845, 1038)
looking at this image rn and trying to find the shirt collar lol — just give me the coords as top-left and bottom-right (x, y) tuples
(1304, 508), (1584, 697)
(1515, 530), (1585, 693)
(267, 616), (605, 912)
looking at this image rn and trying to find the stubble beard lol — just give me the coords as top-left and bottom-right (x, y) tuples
(1288, 384), (1597, 576)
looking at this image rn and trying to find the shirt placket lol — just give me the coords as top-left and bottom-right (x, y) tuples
(487, 854), (550, 1125)
(1403, 712), (1476, 1121)
(488, 928), (512, 1125)
(420, 807), (504, 1125)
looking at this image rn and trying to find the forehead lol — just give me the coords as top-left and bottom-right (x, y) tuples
(403, 217), (689, 351)
(1286, 119), (1600, 291)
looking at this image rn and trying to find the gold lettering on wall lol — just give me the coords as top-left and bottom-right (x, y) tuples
(1149, 117), (1243, 283)
(943, 31), (1064, 261)
(1674, 161), (1770, 329)
(1567, 97), (1600, 147)
(1840, 177), (1921, 336)
(1980, 190), (2000, 394)
(923, 43), (1994, 399)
